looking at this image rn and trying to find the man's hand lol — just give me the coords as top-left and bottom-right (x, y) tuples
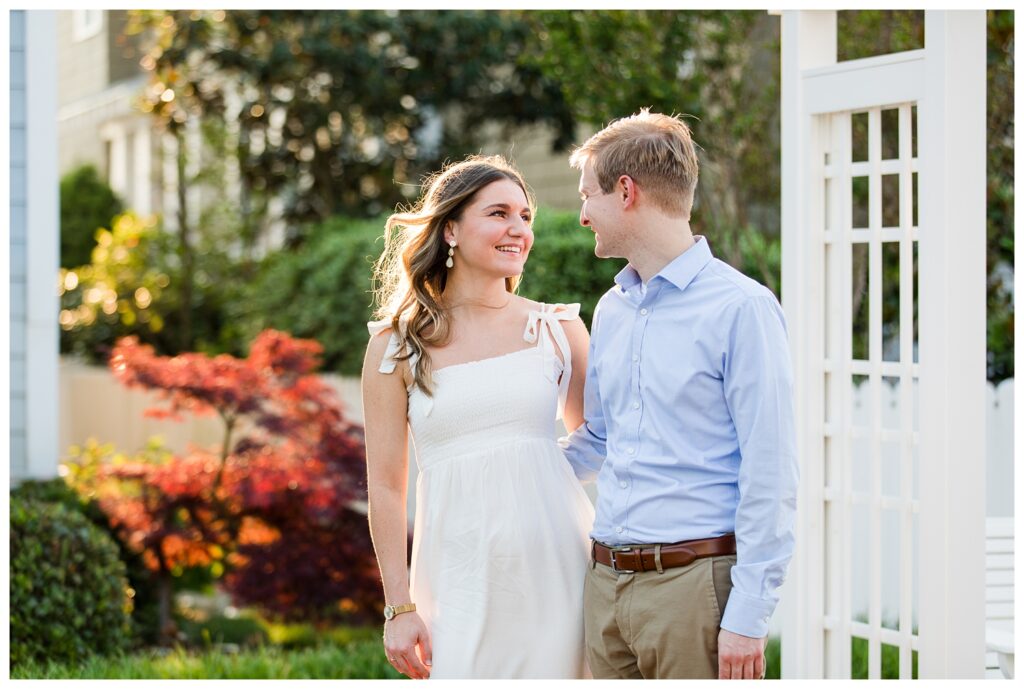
(718, 628), (767, 679)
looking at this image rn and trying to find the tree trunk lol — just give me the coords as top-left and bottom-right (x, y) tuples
(157, 566), (176, 646)
(176, 127), (194, 352)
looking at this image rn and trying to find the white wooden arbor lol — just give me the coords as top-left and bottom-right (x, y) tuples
(779, 11), (987, 679)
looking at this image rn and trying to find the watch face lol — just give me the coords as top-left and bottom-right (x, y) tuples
(384, 606), (394, 620)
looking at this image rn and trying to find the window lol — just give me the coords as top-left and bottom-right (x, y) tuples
(72, 10), (103, 42)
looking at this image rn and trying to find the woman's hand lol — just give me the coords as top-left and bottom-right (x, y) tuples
(383, 612), (432, 679)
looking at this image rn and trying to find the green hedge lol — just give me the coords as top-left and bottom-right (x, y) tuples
(239, 209), (625, 376)
(10, 497), (133, 668)
(233, 216), (385, 376)
(60, 164), (124, 269)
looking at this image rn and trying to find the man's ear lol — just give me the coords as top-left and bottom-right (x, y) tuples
(619, 175), (638, 210)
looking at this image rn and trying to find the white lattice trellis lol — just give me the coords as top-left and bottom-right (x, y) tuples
(821, 101), (921, 678)
(779, 10), (987, 679)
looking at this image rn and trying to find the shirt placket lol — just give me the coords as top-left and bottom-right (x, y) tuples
(614, 286), (651, 542)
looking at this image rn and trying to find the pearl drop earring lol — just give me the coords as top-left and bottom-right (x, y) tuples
(446, 240), (456, 269)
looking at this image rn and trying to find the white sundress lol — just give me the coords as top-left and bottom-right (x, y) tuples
(367, 303), (594, 679)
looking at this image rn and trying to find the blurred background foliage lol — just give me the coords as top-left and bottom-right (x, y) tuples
(124, 9), (575, 235)
(59, 212), (242, 363)
(59, 9), (1011, 378)
(60, 164), (125, 269)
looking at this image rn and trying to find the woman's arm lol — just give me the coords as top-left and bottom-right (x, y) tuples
(362, 331), (431, 679)
(560, 315), (590, 433)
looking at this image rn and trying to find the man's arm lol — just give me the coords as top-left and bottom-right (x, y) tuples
(720, 293), (800, 639)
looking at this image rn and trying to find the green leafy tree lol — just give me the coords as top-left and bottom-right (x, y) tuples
(837, 10), (924, 59)
(985, 10), (1013, 382)
(126, 10), (574, 243)
(521, 10), (782, 290)
(60, 165), (124, 269)
(839, 10), (1013, 381)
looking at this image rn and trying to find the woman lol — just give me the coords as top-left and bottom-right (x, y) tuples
(362, 155), (594, 679)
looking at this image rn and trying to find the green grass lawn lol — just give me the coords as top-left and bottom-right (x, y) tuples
(13, 631), (912, 679)
(12, 639), (403, 680)
(14, 614), (403, 680)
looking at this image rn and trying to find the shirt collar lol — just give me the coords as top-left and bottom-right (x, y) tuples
(613, 263), (642, 292)
(613, 235), (714, 294)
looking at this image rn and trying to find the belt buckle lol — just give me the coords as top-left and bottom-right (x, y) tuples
(610, 546), (636, 574)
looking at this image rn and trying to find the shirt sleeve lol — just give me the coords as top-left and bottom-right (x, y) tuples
(719, 294), (800, 638)
(557, 303), (607, 483)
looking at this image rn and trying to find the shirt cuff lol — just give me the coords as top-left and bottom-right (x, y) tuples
(720, 588), (776, 639)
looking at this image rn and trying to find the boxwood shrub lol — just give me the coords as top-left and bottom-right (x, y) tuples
(10, 497), (133, 668)
(12, 476), (163, 646)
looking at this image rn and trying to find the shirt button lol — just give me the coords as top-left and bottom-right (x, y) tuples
(627, 448), (636, 455)
(615, 526), (624, 534)
(632, 402), (640, 410)
(632, 354), (639, 362)
(619, 481), (628, 489)
(640, 308), (648, 315)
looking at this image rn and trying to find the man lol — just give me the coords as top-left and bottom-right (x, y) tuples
(560, 109), (798, 680)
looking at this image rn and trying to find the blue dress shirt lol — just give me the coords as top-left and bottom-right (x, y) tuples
(560, 236), (799, 639)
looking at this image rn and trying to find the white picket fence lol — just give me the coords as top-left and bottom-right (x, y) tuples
(840, 378), (1014, 635)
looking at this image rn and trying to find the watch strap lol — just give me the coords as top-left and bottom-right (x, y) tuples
(385, 602), (417, 619)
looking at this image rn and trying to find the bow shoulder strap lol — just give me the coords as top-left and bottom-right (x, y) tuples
(523, 303), (581, 420)
(366, 317), (420, 378)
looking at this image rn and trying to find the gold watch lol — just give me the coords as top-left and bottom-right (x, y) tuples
(383, 602), (416, 621)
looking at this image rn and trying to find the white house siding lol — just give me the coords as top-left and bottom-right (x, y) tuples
(10, 10), (29, 480)
(478, 120), (589, 211)
(57, 10), (109, 107)
(56, 10), (155, 215)
(9, 11), (60, 485)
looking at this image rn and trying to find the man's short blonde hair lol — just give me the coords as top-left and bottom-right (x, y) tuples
(569, 109), (699, 218)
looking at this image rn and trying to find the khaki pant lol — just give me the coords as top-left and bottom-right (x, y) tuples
(583, 550), (736, 679)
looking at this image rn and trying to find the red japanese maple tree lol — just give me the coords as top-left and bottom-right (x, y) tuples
(94, 330), (381, 639)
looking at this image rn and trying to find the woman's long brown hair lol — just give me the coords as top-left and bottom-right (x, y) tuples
(372, 155), (535, 395)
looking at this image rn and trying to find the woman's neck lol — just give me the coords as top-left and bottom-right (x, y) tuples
(441, 268), (512, 311)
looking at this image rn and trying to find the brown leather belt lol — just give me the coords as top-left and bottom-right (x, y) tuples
(592, 534), (736, 573)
